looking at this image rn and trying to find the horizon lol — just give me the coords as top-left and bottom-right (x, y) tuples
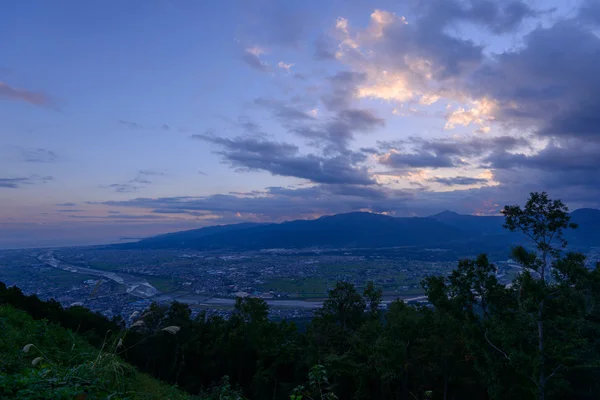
(2, 0), (600, 248)
(4, 206), (598, 250)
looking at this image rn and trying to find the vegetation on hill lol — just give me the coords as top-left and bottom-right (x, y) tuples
(1, 192), (600, 399)
(0, 305), (193, 399)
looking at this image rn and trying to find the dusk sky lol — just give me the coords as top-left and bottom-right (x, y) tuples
(1, 0), (599, 248)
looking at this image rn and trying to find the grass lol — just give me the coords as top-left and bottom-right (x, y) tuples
(259, 277), (329, 298)
(0, 305), (194, 399)
(145, 276), (180, 293)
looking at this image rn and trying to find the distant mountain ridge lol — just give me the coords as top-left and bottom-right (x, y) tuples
(114, 208), (600, 251)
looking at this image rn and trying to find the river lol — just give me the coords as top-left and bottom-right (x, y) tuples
(37, 251), (159, 298)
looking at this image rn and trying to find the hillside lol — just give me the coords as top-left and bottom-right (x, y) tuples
(119, 212), (468, 250)
(0, 305), (193, 399)
(117, 209), (600, 251)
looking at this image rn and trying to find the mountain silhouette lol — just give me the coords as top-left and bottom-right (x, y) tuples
(115, 209), (600, 251)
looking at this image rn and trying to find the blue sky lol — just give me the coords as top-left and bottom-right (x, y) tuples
(1, 0), (599, 248)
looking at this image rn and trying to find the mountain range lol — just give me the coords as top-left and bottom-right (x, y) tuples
(114, 208), (600, 252)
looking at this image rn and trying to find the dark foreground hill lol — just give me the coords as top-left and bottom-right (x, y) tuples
(114, 208), (600, 252)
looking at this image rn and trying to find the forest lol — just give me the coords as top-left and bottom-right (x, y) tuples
(1, 192), (600, 400)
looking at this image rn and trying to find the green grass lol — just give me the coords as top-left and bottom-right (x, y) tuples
(260, 277), (329, 297)
(145, 276), (180, 293)
(0, 305), (194, 400)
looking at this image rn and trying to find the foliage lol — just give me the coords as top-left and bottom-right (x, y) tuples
(0, 305), (193, 399)
(2, 192), (600, 399)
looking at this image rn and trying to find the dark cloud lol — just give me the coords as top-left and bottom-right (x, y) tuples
(322, 71), (367, 111)
(152, 209), (209, 217)
(578, 0), (600, 26)
(123, 170), (165, 186)
(360, 147), (380, 155)
(241, 51), (270, 72)
(237, 116), (261, 134)
(69, 214), (167, 220)
(21, 148), (58, 163)
(0, 82), (53, 107)
(292, 108), (384, 152)
(118, 120), (141, 129)
(293, 73), (307, 80)
(254, 98), (315, 122)
(241, 2), (308, 49)
(130, 177), (152, 184)
(429, 176), (488, 186)
(485, 139), (600, 173)
(0, 176), (53, 188)
(138, 170), (165, 176)
(193, 134), (375, 185)
(314, 34), (336, 60)
(361, 8), (483, 81)
(413, 135), (530, 158)
(108, 183), (139, 193)
(56, 202), (76, 207)
(118, 121), (171, 131)
(413, 0), (540, 34)
(100, 184), (414, 220)
(467, 20), (600, 141)
(56, 209), (84, 212)
(380, 151), (461, 169)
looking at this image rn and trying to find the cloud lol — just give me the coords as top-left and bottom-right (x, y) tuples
(253, 98), (315, 122)
(379, 150), (460, 169)
(291, 107), (385, 152)
(412, 0), (541, 34)
(118, 120), (142, 129)
(96, 182), (552, 221)
(69, 214), (167, 220)
(321, 71), (367, 111)
(138, 170), (165, 176)
(152, 209), (209, 217)
(193, 134), (375, 185)
(108, 183), (139, 193)
(242, 47), (270, 72)
(118, 120), (171, 131)
(100, 184), (414, 220)
(21, 148), (59, 163)
(56, 209), (85, 212)
(130, 177), (152, 184)
(428, 176), (489, 186)
(56, 202), (76, 207)
(577, 0), (600, 26)
(465, 20), (600, 142)
(277, 61), (294, 72)
(409, 135), (531, 159)
(241, 3), (308, 49)
(0, 176), (53, 188)
(0, 82), (53, 107)
(314, 34), (336, 60)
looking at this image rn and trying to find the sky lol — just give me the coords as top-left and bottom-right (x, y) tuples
(1, 0), (599, 248)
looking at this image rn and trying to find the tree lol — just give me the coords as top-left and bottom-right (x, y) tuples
(317, 282), (365, 332)
(502, 192), (578, 400)
(363, 281), (383, 318)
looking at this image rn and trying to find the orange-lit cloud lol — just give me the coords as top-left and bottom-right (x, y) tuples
(0, 82), (53, 107)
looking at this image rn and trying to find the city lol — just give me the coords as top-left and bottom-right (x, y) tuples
(5, 243), (597, 323)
